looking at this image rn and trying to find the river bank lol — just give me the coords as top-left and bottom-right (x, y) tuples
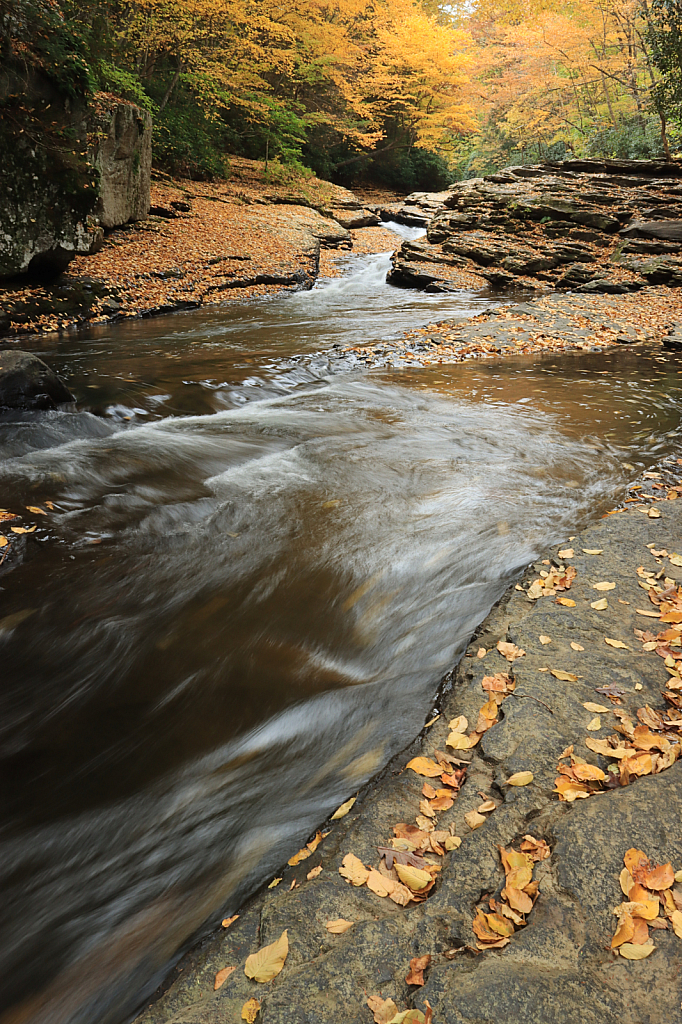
(0, 158), (401, 340)
(136, 463), (682, 1024)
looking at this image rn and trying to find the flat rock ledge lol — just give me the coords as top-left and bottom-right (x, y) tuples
(136, 470), (682, 1024)
(387, 158), (682, 296)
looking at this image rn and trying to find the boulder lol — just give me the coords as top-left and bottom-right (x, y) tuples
(0, 350), (74, 409)
(88, 100), (152, 229)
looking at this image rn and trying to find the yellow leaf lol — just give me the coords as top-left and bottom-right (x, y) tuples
(539, 635), (552, 644)
(307, 831), (324, 853)
(571, 642), (584, 651)
(464, 810), (487, 830)
(506, 771), (533, 786)
(485, 911), (515, 937)
(25, 506), (47, 515)
(244, 929), (288, 982)
(675, 869), (682, 883)
(268, 878), (282, 888)
(550, 669), (578, 682)
(620, 869), (634, 896)
(558, 548), (574, 559)
(0, 536), (7, 547)
(448, 715), (468, 734)
(395, 863), (432, 891)
(648, 508), (661, 519)
(611, 911), (634, 948)
(669, 554), (682, 567)
(445, 835), (462, 850)
(326, 918), (353, 934)
(669, 910), (682, 938)
(593, 582), (616, 591)
(10, 525), (37, 534)
(583, 549), (603, 554)
(241, 998), (261, 1023)
(605, 638), (630, 650)
(477, 799), (496, 813)
(222, 915), (239, 928)
(447, 731), (474, 750)
(339, 853), (369, 886)
(556, 598), (576, 607)
(583, 702), (608, 713)
(331, 796), (355, 819)
(618, 942), (655, 959)
(407, 756), (445, 777)
(214, 966), (236, 990)
(367, 868), (395, 897)
(288, 847), (311, 866)
(586, 716), (601, 731)
(591, 598), (608, 610)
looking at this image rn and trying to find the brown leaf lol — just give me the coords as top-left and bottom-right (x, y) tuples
(288, 846), (312, 866)
(244, 930), (289, 982)
(367, 868), (395, 897)
(503, 886), (533, 914)
(339, 853), (369, 886)
(497, 640), (525, 662)
(367, 995), (399, 1024)
(306, 831), (324, 853)
(405, 954), (432, 986)
(407, 757), (445, 777)
(464, 810), (487, 830)
(214, 966), (236, 990)
(611, 911), (635, 948)
(643, 862), (674, 890)
(306, 865), (322, 880)
(222, 915), (239, 928)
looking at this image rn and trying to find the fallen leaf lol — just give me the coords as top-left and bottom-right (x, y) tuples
(506, 771), (533, 786)
(669, 910), (682, 938)
(477, 799), (496, 813)
(241, 998), (261, 1023)
(367, 995), (399, 1024)
(444, 836), (462, 850)
(586, 716), (601, 731)
(405, 954), (431, 986)
(306, 865), (322, 880)
(570, 642), (585, 651)
(307, 831), (324, 853)
(25, 506), (46, 515)
(0, 536), (7, 547)
(10, 525), (37, 534)
(446, 731), (474, 750)
(593, 582), (616, 591)
(504, 886), (533, 913)
(214, 966), (237, 990)
(339, 853), (369, 886)
(558, 548), (574, 559)
(591, 598), (608, 610)
(448, 715), (468, 734)
(395, 863), (432, 891)
(612, 911), (635, 948)
(268, 878), (282, 888)
(244, 929), (288, 982)
(407, 757), (445, 777)
(553, 776), (591, 801)
(669, 554), (682, 567)
(497, 640), (525, 661)
(389, 1011), (426, 1024)
(326, 918), (353, 933)
(331, 796), (356, 819)
(571, 763), (605, 781)
(367, 868), (395, 897)
(648, 508), (661, 519)
(539, 635), (552, 644)
(472, 908), (503, 943)
(644, 863), (674, 890)
(583, 702), (609, 713)
(605, 638), (630, 650)
(222, 915), (239, 929)
(551, 669), (578, 682)
(485, 911), (515, 937)
(477, 647), (486, 658)
(620, 869), (634, 896)
(583, 549), (603, 554)
(556, 598), (576, 607)
(288, 847), (312, 866)
(464, 810), (487, 830)
(619, 942), (655, 959)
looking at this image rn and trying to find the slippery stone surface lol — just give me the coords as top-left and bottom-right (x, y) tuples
(0, 349), (74, 409)
(388, 159), (682, 296)
(135, 470), (682, 1024)
(88, 99), (152, 229)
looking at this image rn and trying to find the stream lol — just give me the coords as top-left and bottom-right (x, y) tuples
(1, 223), (682, 1024)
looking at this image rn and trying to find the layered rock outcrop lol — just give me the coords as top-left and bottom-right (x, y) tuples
(388, 159), (682, 294)
(88, 98), (152, 229)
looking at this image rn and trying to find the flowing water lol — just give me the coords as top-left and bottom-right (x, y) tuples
(1, 224), (682, 1024)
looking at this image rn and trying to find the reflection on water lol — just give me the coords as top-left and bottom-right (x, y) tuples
(1, 236), (681, 1024)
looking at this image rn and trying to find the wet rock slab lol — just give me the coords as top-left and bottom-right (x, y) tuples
(136, 474), (682, 1024)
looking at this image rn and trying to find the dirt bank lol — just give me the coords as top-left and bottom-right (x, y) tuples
(0, 159), (399, 340)
(134, 443), (682, 1024)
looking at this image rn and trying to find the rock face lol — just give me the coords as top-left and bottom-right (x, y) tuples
(0, 350), (74, 409)
(134, 490), (682, 1024)
(388, 158), (682, 294)
(88, 100), (152, 229)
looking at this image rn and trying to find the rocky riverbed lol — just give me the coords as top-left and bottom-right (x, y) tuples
(136, 465), (682, 1024)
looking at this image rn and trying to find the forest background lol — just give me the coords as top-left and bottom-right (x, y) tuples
(1, 0), (682, 195)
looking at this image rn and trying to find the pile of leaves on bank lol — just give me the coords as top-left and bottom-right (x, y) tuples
(610, 848), (682, 960)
